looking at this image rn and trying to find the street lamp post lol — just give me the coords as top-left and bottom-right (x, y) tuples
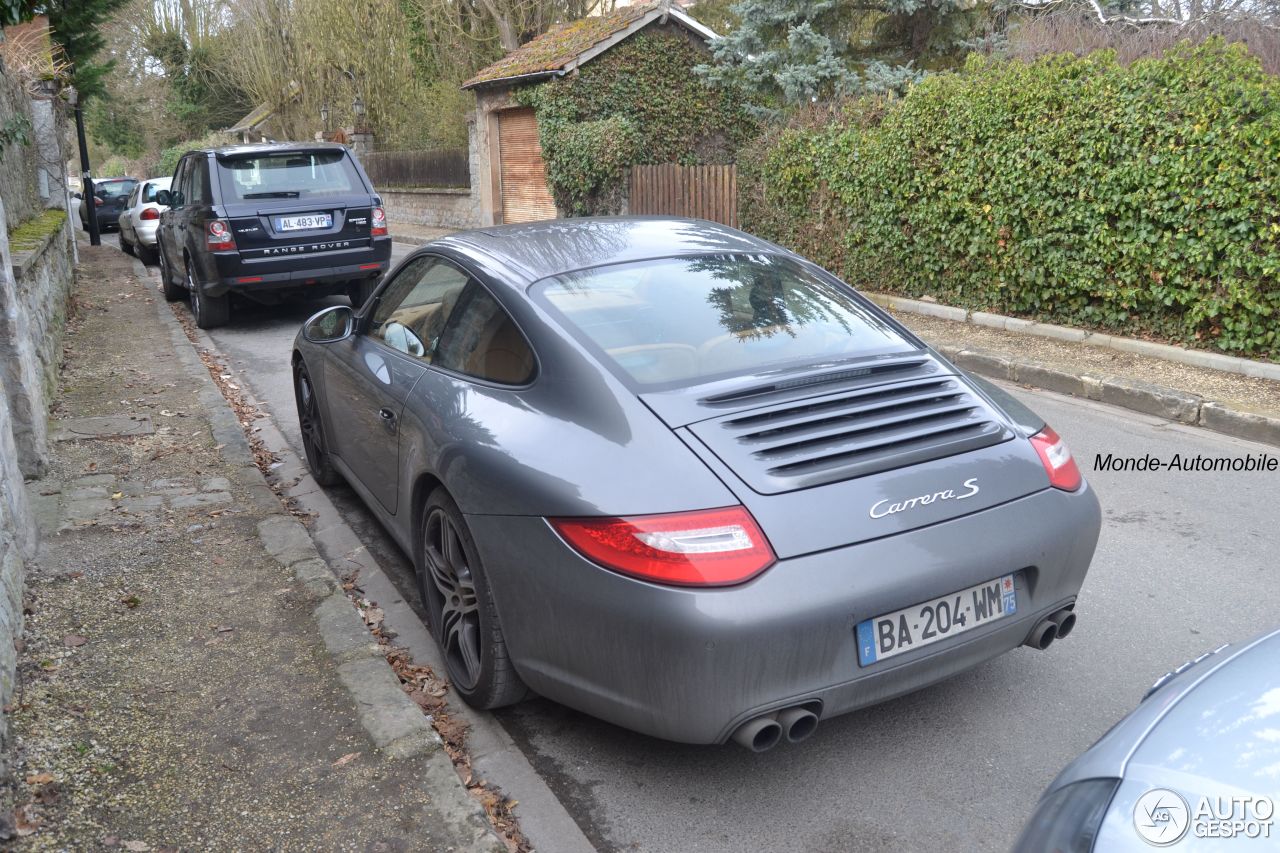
(67, 86), (99, 247)
(351, 95), (365, 127)
(320, 103), (330, 132)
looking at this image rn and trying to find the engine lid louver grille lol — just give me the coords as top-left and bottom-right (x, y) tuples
(689, 375), (1012, 494)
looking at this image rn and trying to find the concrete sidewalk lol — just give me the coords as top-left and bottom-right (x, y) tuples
(6, 244), (503, 851)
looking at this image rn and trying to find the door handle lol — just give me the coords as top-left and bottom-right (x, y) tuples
(378, 407), (397, 430)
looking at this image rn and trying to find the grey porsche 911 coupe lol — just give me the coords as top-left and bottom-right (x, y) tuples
(292, 217), (1101, 749)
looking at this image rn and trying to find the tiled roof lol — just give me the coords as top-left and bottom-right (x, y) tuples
(463, 3), (708, 89)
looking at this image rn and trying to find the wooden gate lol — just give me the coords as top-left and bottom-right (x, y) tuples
(629, 164), (737, 228)
(497, 107), (557, 224)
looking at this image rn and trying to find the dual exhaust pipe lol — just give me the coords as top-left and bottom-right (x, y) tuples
(734, 607), (1078, 750)
(731, 705), (819, 752)
(1024, 607), (1077, 651)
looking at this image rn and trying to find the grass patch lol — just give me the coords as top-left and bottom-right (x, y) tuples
(9, 208), (68, 253)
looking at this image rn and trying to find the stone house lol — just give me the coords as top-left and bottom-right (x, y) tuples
(385, 2), (716, 230)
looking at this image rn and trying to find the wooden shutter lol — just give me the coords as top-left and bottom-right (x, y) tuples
(497, 108), (557, 224)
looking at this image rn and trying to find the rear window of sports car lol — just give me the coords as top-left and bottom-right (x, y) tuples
(536, 254), (913, 388)
(217, 151), (361, 201)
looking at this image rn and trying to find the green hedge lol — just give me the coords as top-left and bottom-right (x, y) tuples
(739, 40), (1280, 359)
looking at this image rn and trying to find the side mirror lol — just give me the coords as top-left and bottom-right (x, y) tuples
(303, 305), (355, 344)
(155, 189), (172, 206)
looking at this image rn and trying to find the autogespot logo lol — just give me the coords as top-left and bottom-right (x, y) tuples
(1135, 788), (1191, 846)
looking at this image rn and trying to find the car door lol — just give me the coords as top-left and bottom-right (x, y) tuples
(159, 158), (189, 268)
(121, 184), (139, 240)
(184, 157), (219, 284)
(323, 254), (472, 513)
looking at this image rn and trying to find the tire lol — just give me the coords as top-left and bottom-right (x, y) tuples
(347, 279), (377, 308)
(121, 232), (135, 256)
(188, 263), (230, 329)
(136, 243), (156, 266)
(292, 361), (342, 487)
(158, 247), (185, 302)
(419, 489), (529, 710)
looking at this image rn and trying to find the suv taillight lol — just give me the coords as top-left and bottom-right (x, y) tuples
(370, 206), (387, 237)
(207, 219), (236, 250)
(1030, 426), (1082, 491)
(140, 207), (160, 221)
(550, 506), (776, 587)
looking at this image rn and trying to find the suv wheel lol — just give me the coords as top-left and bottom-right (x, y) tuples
(158, 248), (185, 302)
(347, 279), (377, 308)
(188, 265), (230, 329)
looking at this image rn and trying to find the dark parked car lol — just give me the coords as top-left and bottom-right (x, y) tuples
(1014, 627), (1280, 851)
(291, 217), (1102, 748)
(79, 177), (138, 233)
(155, 142), (391, 328)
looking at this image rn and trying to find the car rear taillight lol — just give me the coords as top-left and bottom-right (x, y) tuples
(550, 506), (776, 586)
(94, 197), (103, 206)
(370, 206), (387, 237)
(140, 207), (160, 220)
(1030, 426), (1081, 491)
(207, 219), (236, 250)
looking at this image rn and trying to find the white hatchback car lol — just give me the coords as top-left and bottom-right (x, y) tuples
(117, 176), (172, 264)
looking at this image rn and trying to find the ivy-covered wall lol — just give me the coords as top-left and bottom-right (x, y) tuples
(515, 26), (758, 216)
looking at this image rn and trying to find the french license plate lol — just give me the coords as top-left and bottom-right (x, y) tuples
(276, 213), (331, 232)
(857, 574), (1016, 666)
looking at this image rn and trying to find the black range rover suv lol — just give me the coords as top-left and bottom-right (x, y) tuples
(155, 142), (391, 328)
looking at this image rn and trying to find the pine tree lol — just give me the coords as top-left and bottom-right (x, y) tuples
(696, 0), (982, 114)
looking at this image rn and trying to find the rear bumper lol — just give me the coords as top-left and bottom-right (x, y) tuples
(205, 237), (392, 297)
(467, 482), (1101, 744)
(133, 221), (160, 246)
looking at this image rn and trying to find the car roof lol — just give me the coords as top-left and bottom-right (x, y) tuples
(429, 217), (782, 285)
(193, 141), (352, 157)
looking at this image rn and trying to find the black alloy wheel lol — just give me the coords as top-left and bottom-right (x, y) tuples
(419, 490), (528, 709)
(292, 362), (341, 486)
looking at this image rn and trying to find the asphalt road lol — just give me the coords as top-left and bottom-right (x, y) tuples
(111, 232), (1280, 852)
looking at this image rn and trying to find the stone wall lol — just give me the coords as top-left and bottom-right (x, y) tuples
(0, 59), (76, 784)
(379, 115), (485, 231)
(381, 187), (483, 231)
(0, 62), (40, 227)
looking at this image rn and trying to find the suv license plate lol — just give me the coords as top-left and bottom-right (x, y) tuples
(856, 574), (1016, 666)
(276, 214), (331, 231)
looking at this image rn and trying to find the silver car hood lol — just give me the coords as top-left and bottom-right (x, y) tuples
(1126, 630), (1280, 794)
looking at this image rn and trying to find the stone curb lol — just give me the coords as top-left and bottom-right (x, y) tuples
(934, 342), (1280, 447)
(140, 258), (505, 852)
(867, 292), (1280, 383)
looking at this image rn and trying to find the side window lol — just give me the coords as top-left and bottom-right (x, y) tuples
(127, 185), (140, 208)
(435, 284), (535, 385)
(188, 158), (210, 206)
(171, 160), (188, 207)
(369, 257), (470, 359)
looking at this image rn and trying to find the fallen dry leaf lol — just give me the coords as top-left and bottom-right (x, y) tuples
(14, 802), (41, 836)
(63, 634), (88, 647)
(111, 491), (124, 500)
(123, 841), (151, 852)
(331, 752), (360, 767)
(25, 771), (54, 785)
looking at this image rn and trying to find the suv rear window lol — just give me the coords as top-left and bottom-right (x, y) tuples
(536, 253), (913, 388)
(217, 151), (362, 201)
